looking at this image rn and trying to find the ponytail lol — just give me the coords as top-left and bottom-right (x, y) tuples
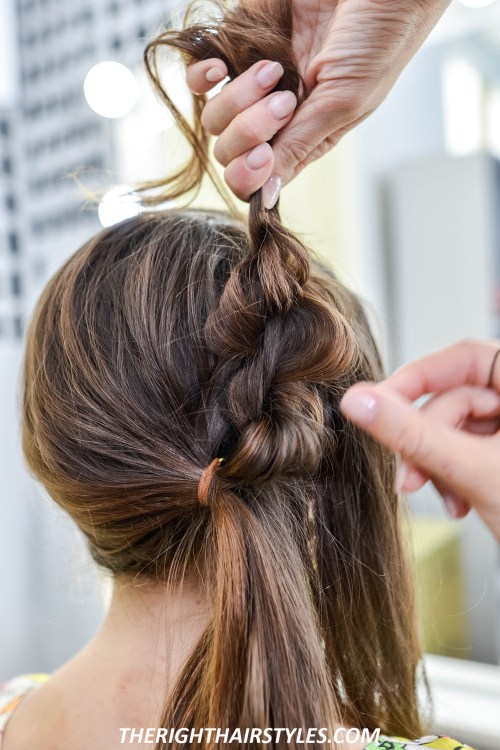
(169, 489), (341, 739)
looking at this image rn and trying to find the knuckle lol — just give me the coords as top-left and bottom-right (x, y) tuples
(185, 62), (201, 85)
(200, 103), (223, 136)
(250, 59), (268, 75)
(453, 338), (484, 384)
(343, 90), (365, 118)
(212, 138), (229, 167)
(438, 456), (461, 485)
(235, 113), (262, 144)
(224, 166), (252, 203)
(278, 136), (310, 172)
(455, 338), (477, 355)
(323, 86), (367, 125)
(393, 421), (427, 464)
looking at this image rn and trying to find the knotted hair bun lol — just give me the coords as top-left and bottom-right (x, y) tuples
(138, 0), (366, 492)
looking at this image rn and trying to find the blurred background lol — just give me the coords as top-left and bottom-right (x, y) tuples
(1, 0), (500, 746)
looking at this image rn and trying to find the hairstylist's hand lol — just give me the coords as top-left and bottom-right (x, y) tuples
(339, 340), (500, 542)
(186, 0), (452, 206)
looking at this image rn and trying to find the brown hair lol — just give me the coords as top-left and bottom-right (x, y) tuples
(21, 0), (426, 746)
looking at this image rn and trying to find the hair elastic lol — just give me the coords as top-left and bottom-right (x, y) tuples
(487, 348), (500, 390)
(197, 457), (225, 506)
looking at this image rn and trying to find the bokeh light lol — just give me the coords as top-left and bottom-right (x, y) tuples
(84, 61), (138, 119)
(98, 185), (143, 227)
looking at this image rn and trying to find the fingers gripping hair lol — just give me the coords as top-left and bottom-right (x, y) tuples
(141, 0), (305, 216)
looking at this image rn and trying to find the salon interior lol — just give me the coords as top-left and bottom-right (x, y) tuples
(0, 0), (500, 746)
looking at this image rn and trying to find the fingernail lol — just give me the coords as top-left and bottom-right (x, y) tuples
(443, 493), (461, 519)
(443, 493), (471, 519)
(262, 175), (282, 210)
(256, 61), (284, 89)
(268, 91), (296, 119)
(395, 457), (408, 493)
(340, 389), (379, 426)
(247, 143), (272, 170)
(206, 66), (226, 82)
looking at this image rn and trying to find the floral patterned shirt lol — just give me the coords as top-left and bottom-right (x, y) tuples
(0, 674), (479, 749)
(364, 737), (477, 750)
(0, 674), (50, 747)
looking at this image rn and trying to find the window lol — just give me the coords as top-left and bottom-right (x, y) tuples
(60, 90), (77, 109)
(27, 66), (41, 82)
(26, 139), (43, 158)
(2, 157), (12, 175)
(76, 44), (95, 62)
(23, 32), (37, 47)
(48, 134), (61, 150)
(6, 195), (17, 212)
(31, 199), (100, 235)
(8, 233), (20, 255)
(11, 273), (22, 298)
(24, 102), (43, 120)
(20, 0), (36, 14)
(73, 8), (93, 26)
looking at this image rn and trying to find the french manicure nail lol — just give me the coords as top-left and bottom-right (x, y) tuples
(247, 143), (272, 170)
(268, 91), (296, 119)
(340, 389), (379, 426)
(256, 61), (284, 88)
(262, 175), (282, 210)
(206, 66), (226, 82)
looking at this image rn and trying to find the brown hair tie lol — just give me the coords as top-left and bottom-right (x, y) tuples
(197, 457), (225, 506)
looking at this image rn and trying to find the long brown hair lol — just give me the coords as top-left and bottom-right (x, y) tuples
(21, 0), (426, 746)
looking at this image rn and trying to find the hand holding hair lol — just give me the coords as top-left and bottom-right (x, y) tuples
(340, 339), (500, 542)
(186, 0), (453, 206)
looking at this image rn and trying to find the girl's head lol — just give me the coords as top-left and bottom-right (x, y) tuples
(22, 208), (423, 741)
(21, 0), (426, 744)
(22, 206), (383, 573)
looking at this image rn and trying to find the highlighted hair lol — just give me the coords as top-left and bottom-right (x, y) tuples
(21, 1), (427, 747)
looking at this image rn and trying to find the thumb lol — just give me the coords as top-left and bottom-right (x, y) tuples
(340, 383), (481, 499)
(269, 84), (347, 186)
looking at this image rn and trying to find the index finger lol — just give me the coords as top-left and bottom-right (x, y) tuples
(385, 339), (500, 401)
(186, 58), (229, 95)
